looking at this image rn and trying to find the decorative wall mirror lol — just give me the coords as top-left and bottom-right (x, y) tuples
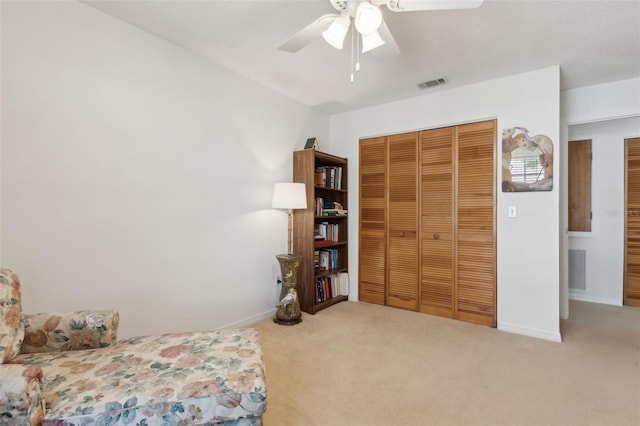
(502, 127), (553, 192)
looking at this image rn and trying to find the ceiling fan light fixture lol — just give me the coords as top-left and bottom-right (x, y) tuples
(354, 2), (383, 35)
(322, 14), (351, 49)
(361, 30), (385, 53)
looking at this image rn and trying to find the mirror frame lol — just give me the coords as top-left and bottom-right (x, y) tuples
(502, 127), (553, 192)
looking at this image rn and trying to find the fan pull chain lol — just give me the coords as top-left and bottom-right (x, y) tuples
(356, 32), (361, 72)
(350, 27), (362, 83)
(350, 26), (355, 82)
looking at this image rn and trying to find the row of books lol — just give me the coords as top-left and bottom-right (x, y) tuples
(322, 209), (348, 216)
(314, 248), (339, 271)
(314, 166), (343, 190)
(315, 272), (349, 303)
(314, 222), (339, 243)
(315, 198), (347, 216)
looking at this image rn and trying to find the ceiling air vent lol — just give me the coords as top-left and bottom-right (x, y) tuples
(418, 77), (447, 89)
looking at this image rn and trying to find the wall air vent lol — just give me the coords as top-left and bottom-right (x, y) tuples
(418, 77), (447, 89)
(569, 249), (586, 290)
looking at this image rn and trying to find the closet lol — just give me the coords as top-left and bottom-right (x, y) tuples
(359, 136), (387, 305)
(387, 132), (419, 310)
(359, 120), (496, 327)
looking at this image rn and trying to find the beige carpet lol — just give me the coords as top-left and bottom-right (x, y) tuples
(253, 300), (639, 426)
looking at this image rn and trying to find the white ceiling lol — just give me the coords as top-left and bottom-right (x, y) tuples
(83, 0), (640, 114)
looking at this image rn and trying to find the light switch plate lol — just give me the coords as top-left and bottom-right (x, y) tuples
(508, 205), (517, 218)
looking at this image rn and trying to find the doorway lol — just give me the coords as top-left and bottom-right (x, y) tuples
(567, 117), (640, 306)
(624, 137), (640, 306)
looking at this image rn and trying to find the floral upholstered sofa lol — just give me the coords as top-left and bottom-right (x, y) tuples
(0, 269), (267, 425)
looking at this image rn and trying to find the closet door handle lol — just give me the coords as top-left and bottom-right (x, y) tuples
(390, 230), (414, 238)
(433, 233), (440, 240)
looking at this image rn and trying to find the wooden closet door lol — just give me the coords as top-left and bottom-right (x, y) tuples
(456, 120), (496, 326)
(359, 137), (387, 305)
(625, 137), (640, 307)
(387, 132), (419, 310)
(420, 127), (455, 318)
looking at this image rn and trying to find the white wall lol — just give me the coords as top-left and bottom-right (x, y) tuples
(559, 78), (640, 318)
(329, 66), (561, 341)
(567, 117), (640, 306)
(562, 78), (640, 125)
(0, 1), (329, 338)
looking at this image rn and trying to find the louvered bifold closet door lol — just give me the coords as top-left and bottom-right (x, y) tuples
(359, 137), (387, 305)
(456, 120), (497, 326)
(387, 132), (419, 311)
(420, 127), (455, 318)
(625, 137), (640, 307)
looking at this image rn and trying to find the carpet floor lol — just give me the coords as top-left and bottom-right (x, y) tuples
(253, 300), (639, 426)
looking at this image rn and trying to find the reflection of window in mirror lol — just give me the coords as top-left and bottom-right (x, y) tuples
(510, 148), (543, 183)
(568, 139), (592, 232)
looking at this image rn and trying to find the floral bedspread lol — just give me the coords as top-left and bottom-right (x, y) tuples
(9, 328), (266, 425)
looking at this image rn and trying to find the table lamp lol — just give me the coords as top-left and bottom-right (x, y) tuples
(271, 182), (307, 325)
(271, 182), (307, 254)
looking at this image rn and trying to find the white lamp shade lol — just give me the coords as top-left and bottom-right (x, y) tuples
(354, 2), (383, 35)
(361, 30), (386, 53)
(322, 14), (351, 49)
(272, 182), (307, 210)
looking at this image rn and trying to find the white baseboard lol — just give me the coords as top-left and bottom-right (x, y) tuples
(498, 321), (562, 342)
(219, 309), (276, 329)
(569, 291), (622, 306)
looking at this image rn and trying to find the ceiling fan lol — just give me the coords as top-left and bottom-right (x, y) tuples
(278, 0), (484, 55)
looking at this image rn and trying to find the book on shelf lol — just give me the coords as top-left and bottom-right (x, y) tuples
(314, 166), (343, 189)
(323, 200), (342, 209)
(322, 209), (348, 216)
(339, 272), (349, 296)
(314, 239), (335, 247)
(314, 274), (341, 303)
(318, 250), (329, 270)
(317, 248), (339, 271)
(315, 222), (339, 242)
(315, 197), (347, 216)
(315, 197), (323, 216)
(315, 277), (325, 303)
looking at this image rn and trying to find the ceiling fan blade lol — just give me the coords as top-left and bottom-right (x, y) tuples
(370, 20), (401, 59)
(375, 0), (483, 12)
(278, 14), (337, 53)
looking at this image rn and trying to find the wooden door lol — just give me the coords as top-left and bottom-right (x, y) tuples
(455, 120), (496, 326)
(387, 132), (419, 310)
(568, 140), (592, 232)
(625, 137), (640, 307)
(359, 137), (387, 305)
(419, 127), (455, 318)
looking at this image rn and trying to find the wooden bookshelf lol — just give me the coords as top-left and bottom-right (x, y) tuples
(293, 149), (348, 314)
